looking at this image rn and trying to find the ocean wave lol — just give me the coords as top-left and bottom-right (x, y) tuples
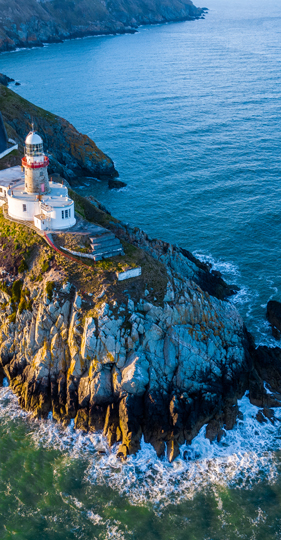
(1, 384), (281, 511)
(193, 251), (241, 280)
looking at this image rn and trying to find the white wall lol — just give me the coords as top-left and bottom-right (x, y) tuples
(117, 267), (142, 281)
(34, 217), (48, 230)
(8, 196), (40, 221)
(47, 202), (76, 230)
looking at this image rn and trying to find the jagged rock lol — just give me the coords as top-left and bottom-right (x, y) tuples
(267, 300), (281, 338)
(251, 346), (281, 407)
(0, 73), (14, 87)
(0, 213), (269, 461)
(108, 179), (127, 190)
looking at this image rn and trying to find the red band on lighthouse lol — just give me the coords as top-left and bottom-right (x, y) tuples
(22, 156), (49, 169)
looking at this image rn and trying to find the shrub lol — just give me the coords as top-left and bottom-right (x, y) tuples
(11, 280), (23, 303)
(8, 312), (16, 323)
(18, 259), (28, 273)
(41, 261), (49, 273)
(45, 281), (55, 301)
(18, 297), (27, 314)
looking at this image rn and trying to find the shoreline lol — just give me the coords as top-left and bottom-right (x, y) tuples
(0, 9), (208, 55)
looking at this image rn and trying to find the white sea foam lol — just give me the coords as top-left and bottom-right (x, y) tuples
(193, 251), (241, 280)
(192, 250), (280, 348)
(1, 386), (281, 511)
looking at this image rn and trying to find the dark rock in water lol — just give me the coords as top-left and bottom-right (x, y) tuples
(15, 82), (21, 86)
(180, 248), (239, 301)
(108, 179), (127, 190)
(0, 73), (14, 87)
(253, 346), (281, 394)
(249, 345), (281, 408)
(206, 403), (239, 442)
(267, 300), (281, 338)
(256, 408), (275, 425)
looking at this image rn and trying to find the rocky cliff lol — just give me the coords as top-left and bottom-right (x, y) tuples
(0, 0), (206, 53)
(0, 188), (271, 461)
(0, 83), (118, 182)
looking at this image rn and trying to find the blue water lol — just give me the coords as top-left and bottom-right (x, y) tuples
(2, 0), (281, 536)
(2, 0), (281, 341)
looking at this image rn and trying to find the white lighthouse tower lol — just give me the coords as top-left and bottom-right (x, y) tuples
(22, 130), (50, 194)
(5, 127), (76, 231)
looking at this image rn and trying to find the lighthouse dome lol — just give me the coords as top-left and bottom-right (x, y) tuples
(25, 131), (43, 146)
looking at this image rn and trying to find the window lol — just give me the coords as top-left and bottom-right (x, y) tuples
(23, 204), (27, 212)
(62, 210), (64, 219)
(69, 209), (71, 218)
(65, 209), (68, 219)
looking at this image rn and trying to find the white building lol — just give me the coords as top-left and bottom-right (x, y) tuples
(0, 129), (76, 231)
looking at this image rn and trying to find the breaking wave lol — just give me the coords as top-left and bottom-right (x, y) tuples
(1, 383), (281, 511)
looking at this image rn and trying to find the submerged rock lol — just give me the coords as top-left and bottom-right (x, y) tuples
(108, 179), (127, 190)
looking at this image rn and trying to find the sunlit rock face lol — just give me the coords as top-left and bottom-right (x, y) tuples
(0, 226), (255, 462)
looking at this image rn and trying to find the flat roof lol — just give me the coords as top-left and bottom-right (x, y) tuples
(0, 166), (24, 187)
(8, 181), (74, 208)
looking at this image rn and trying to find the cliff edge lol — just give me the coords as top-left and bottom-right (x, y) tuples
(0, 187), (267, 462)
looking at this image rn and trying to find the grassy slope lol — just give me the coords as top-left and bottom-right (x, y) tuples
(0, 188), (168, 307)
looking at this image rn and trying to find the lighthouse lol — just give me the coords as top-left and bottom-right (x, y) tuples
(22, 130), (50, 194)
(2, 126), (76, 231)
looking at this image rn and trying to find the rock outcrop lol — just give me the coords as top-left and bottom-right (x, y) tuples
(0, 0), (206, 53)
(0, 73), (15, 87)
(0, 187), (259, 462)
(267, 300), (281, 339)
(0, 84), (118, 182)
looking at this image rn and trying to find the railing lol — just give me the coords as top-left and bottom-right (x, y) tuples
(21, 155), (49, 169)
(40, 203), (52, 212)
(44, 233), (98, 269)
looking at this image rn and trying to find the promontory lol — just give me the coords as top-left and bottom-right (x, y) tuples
(0, 0), (206, 53)
(0, 82), (280, 462)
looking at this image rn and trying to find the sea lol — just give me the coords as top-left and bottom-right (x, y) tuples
(1, 0), (281, 537)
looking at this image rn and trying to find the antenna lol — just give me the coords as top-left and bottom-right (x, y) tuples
(31, 120), (35, 131)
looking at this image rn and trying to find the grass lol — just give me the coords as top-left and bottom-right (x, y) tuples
(0, 183), (168, 308)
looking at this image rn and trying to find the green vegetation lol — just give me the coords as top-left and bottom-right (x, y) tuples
(8, 312), (16, 323)
(46, 281), (55, 301)
(18, 259), (28, 273)
(68, 188), (118, 227)
(41, 260), (50, 273)
(0, 210), (44, 275)
(11, 280), (23, 303)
